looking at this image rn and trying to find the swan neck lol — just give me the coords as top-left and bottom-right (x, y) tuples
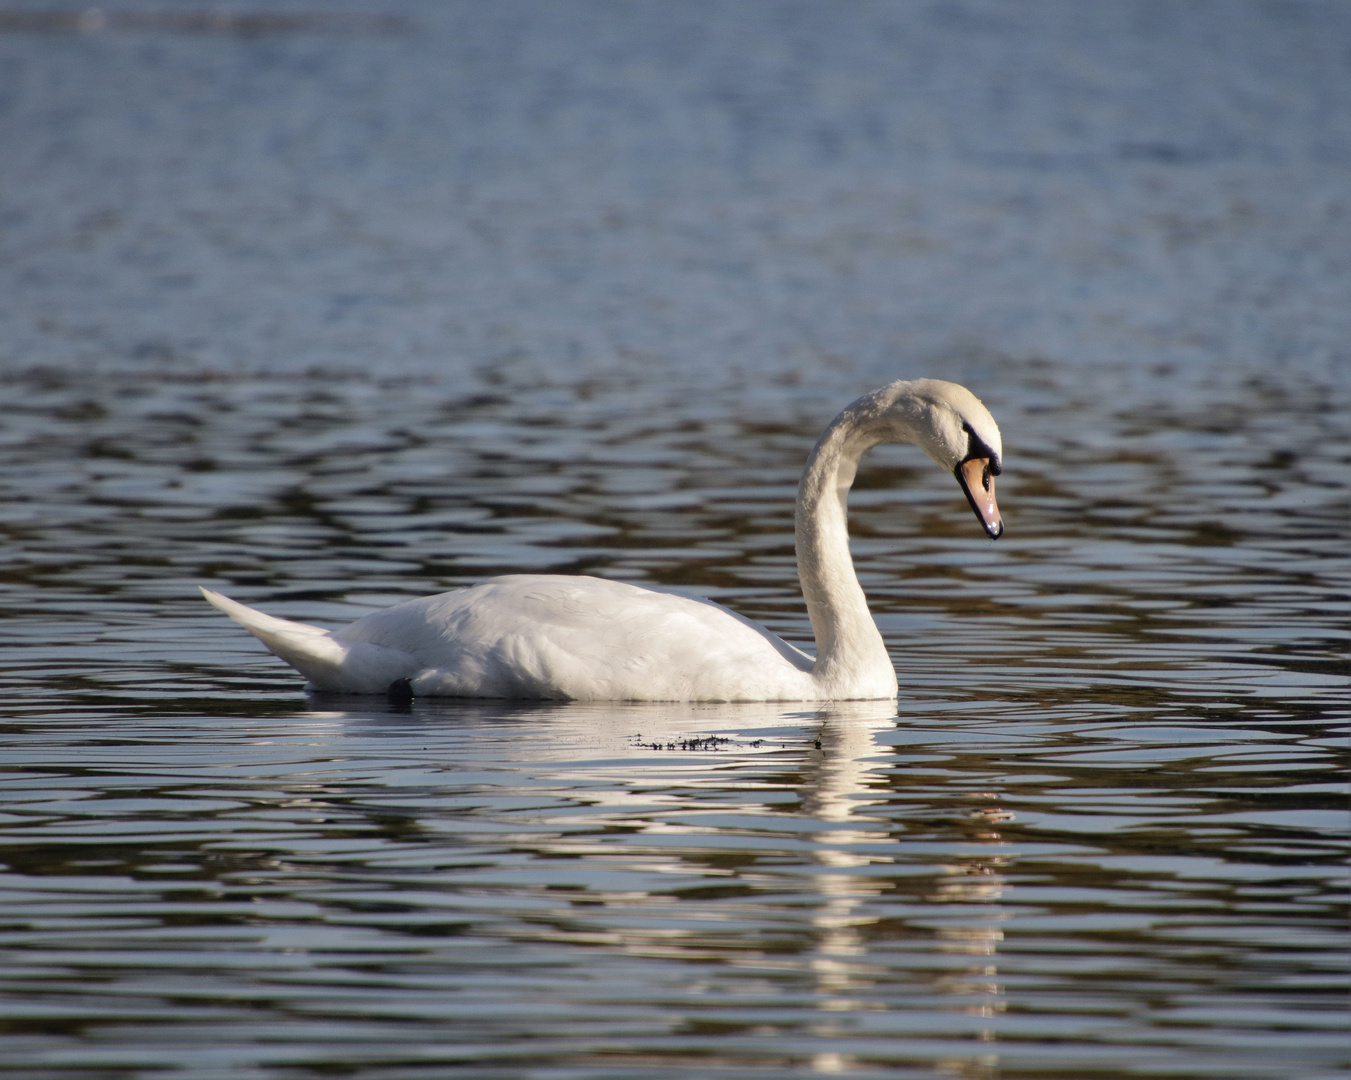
(795, 402), (901, 698)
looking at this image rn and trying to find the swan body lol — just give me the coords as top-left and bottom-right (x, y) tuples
(202, 378), (1004, 702)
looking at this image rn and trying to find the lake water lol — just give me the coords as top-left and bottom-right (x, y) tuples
(0, 2), (1347, 1078)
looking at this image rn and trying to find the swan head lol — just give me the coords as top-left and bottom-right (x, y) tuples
(876, 379), (1005, 539)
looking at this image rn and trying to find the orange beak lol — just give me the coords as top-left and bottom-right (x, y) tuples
(957, 456), (1003, 539)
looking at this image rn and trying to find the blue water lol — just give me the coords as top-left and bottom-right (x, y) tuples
(0, 2), (1347, 1077)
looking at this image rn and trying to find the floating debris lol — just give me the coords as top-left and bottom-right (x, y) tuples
(634, 735), (733, 752)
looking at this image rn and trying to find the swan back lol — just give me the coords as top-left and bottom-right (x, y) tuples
(337, 576), (818, 701)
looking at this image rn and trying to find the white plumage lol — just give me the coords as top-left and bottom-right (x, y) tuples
(203, 378), (1005, 702)
(204, 576), (816, 700)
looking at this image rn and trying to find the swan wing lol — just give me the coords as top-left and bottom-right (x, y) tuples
(334, 575), (817, 701)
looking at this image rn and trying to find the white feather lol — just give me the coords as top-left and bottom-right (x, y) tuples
(201, 379), (1003, 701)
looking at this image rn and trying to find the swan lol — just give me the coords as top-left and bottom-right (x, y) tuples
(201, 378), (1003, 702)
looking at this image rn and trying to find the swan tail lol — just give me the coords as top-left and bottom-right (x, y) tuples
(199, 587), (414, 692)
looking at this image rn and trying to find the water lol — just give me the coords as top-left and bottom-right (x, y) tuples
(0, 2), (1348, 1078)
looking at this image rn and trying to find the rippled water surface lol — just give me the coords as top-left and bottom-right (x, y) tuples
(1, 2), (1348, 1078)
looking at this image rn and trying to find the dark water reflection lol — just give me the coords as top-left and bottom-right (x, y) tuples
(0, 361), (1346, 1078)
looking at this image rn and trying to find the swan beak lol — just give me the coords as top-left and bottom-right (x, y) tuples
(957, 456), (1003, 539)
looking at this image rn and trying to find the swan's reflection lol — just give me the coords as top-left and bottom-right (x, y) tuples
(797, 703), (1010, 1078)
(301, 695), (1010, 1075)
(795, 702), (899, 1075)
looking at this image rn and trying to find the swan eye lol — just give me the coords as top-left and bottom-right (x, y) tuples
(962, 422), (1000, 477)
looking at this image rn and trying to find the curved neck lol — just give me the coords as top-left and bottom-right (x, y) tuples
(795, 396), (910, 698)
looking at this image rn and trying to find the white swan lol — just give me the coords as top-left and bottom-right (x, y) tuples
(202, 378), (1003, 702)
